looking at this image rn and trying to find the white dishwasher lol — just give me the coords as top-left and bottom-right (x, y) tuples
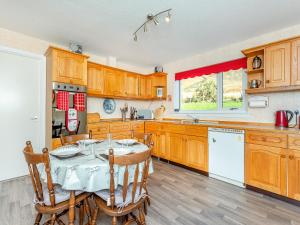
(208, 127), (245, 187)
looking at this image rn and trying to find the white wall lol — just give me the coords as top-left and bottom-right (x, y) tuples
(0, 27), (164, 120)
(163, 24), (300, 123)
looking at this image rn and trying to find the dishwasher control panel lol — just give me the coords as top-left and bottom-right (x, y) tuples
(208, 127), (244, 134)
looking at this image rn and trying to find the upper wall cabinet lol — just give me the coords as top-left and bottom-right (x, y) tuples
(242, 35), (300, 94)
(45, 47), (89, 86)
(87, 62), (167, 100)
(265, 42), (291, 88)
(125, 72), (140, 98)
(291, 38), (300, 86)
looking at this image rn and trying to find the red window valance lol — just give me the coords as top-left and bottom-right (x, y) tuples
(175, 57), (247, 81)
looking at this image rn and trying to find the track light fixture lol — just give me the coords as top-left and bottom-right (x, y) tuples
(133, 8), (172, 42)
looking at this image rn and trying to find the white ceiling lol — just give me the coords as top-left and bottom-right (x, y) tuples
(1, 0), (300, 67)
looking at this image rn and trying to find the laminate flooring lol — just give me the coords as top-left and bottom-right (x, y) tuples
(1, 159), (300, 225)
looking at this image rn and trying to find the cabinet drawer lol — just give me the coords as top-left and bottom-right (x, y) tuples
(145, 122), (161, 131)
(112, 132), (131, 139)
(246, 130), (287, 148)
(163, 124), (184, 134)
(131, 121), (145, 132)
(87, 123), (109, 133)
(110, 122), (131, 133)
(184, 125), (208, 137)
(288, 134), (300, 150)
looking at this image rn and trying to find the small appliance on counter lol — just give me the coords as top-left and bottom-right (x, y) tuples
(275, 110), (294, 128)
(137, 109), (153, 120)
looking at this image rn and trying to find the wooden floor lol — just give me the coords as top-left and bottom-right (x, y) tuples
(1, 159), (300, 225)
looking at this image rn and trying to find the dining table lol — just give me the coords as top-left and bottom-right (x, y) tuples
(38, 139), (153, 225)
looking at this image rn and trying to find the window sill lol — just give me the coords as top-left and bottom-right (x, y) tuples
(174, 110), (251, 118)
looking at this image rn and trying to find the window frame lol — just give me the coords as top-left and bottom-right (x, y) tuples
(174, 69), (247, 114)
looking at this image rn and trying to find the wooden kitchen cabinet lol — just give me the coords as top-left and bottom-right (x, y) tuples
(87, 63), (104, 96)
(125, 72), (139, 97)
(288, 149), (300, 200)
(103, 67), (125, 96)
(185, 135), (208, 171)
(245, 143), (287, 195)
(168, 133), (185, 164)
(264, 42), (291, 88)
(291, 38), (300, 85)
(139, 75), (152, 98)
(45, 47), (88, 86)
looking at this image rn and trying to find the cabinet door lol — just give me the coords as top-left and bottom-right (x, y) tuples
(168, 133), (184, 164)
(151, 132), (160, 157)
(288, 149), (300, 200)
(125, 73), (139, 97)
(87, 66), (104, 95)
(103, 68), (125, 96)
(158, 132), (169, 160)
(139, 76), (152, 99)
(185, 135), (208, 171)
(265, 42), (291, 87)
(291, 38), (300, 85)
(245, 143), (287, 195)
(54, 50), (87, 85)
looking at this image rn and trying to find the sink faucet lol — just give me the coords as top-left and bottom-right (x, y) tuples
(187, 114), (199, 123)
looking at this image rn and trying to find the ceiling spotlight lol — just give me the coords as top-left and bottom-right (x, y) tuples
(132, 8), (172, 42)
(165, 11), (171, 23)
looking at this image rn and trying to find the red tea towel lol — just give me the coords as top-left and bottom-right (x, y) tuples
(56, 91), (69, 111)
(74, 93), (86, 111)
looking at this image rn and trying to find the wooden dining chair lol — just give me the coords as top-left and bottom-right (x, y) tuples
(23, 141), (91, 225)
(91, 148), (152, 225)
(60, 131), (92, 146)
(131, 131), (153, 148)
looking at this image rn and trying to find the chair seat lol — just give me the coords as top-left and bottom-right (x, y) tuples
(36, 185), (82, 206)
(95, 183), (146, 208)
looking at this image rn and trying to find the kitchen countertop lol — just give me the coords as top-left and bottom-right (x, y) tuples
(88, 117), (300, 135)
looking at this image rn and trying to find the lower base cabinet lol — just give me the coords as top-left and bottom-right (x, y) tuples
(288, 149), (300, 200)
(168, 133), (185, 164)
(185, 135), (208, 171)
(245, 143), (287, 196)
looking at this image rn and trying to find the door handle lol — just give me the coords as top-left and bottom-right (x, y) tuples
(212, 138), (216, 143)
(30, 116), (38, 120)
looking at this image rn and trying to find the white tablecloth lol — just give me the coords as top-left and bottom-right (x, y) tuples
(39, 140), (153, 192)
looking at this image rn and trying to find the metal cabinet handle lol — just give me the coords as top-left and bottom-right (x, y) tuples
(212, 138), (216, 143)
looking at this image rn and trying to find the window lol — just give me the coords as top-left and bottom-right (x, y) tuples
(178, 68), (246, 112)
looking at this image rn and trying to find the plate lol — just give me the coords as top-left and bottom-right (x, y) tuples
(76, 139), (102, 146)
(116, 139), (137, 146)
(104, 148), (131, 156)
(50, 145), (81, 158)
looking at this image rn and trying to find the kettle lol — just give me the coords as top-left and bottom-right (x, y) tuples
(275, 110), (294, 128)
(249, 80), (262, 89)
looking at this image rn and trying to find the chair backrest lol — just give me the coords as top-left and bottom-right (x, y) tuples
(23, 141), (56, 206)
(131, 131), (153, 148)
(108, 148), (152, 209)
(60, 132), (91, 145)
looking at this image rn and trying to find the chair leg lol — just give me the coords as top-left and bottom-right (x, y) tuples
(34, 213), (43, 225)
(49, 214), (56, 225)
(143, 201), (148, 215)
(138, 207), (146, 225)
(84, 199), (92, 224)
(91, 206), (99, 225)
(68, 191), (76, 225)
(112, 216), (117, 225)
(78, 201), (84, 225)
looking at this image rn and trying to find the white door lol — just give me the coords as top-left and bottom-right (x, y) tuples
(0, 48), (44, 181)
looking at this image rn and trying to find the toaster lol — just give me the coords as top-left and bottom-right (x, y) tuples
(137, 109), (153, 120)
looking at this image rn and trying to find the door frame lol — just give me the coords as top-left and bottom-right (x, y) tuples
(0, 45), (46, 150)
